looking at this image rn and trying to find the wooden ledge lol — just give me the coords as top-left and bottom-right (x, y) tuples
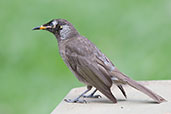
(51, 80), (171, 114)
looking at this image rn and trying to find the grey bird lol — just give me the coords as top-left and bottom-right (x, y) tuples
(33, 19), (166, 103)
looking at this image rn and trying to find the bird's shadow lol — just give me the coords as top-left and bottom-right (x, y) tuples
(86, 98), (158, 104)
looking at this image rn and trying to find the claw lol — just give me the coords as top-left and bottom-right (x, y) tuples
(64, 98), (87, 103)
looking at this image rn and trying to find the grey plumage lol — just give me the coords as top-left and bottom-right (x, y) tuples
(33, 19), (166, 103)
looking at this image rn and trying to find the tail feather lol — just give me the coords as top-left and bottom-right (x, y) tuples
(117, 85), (127, 99)
(97, 87), (117, 103)
(125, 77), (166, 103)
(112, 70), (167, 103)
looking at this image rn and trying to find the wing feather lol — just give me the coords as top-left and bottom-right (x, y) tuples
(64, 42), (117, 103)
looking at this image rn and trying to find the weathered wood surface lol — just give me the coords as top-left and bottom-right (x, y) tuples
(51, 80), (171, 114)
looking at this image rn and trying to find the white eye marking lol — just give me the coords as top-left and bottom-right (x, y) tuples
(59, 25), (71, 39)
(52, 20), (58, 27)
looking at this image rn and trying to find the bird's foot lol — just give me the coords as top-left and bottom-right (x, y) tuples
(83, 94), (102, 98)
(64, 98), (87, 103)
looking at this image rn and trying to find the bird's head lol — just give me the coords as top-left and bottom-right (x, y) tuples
(33, 19), (79, 41)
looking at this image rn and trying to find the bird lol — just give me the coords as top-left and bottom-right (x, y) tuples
(32, 19), (166, 104)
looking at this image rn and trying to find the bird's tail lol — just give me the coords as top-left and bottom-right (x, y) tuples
(112, 70), (167, 103)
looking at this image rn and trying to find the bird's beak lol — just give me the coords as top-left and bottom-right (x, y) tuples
(32, 25), (51, 30)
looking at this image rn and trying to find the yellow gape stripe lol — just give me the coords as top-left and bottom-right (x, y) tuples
(39, 26), (46, 30)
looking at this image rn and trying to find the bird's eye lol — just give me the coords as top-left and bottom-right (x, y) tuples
(59, 25), (63, 30)
(50, 23), (53, 26)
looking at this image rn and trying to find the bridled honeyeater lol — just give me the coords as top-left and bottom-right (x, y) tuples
(33, 19), (166, 103)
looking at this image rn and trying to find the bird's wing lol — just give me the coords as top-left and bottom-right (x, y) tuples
(95, 50), (166, 103)
(64, 41), (117, 103)
(94, 50), (127, 98)
(64, 37), (166, 103)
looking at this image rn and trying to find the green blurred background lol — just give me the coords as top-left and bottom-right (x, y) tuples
(0, 0), (171, 113)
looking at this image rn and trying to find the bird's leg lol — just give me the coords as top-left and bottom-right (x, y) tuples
(64, 86), (92, 103)
(83, 89), (102, 98)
